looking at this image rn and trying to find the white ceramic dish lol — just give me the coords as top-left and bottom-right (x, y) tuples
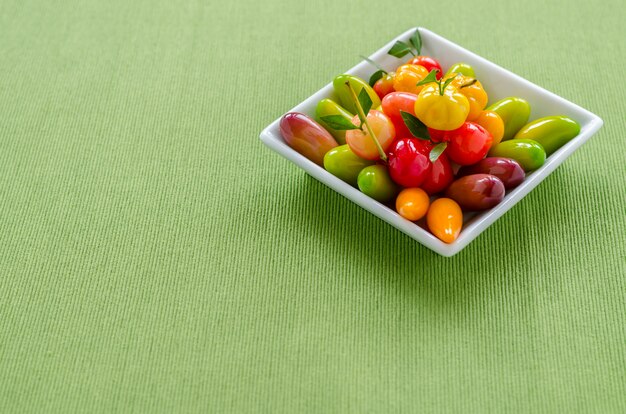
(259, 27), (603, 257)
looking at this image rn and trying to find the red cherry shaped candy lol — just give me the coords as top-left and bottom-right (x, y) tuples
(387, 138), (432, 188)
(445, 122), (493, 166)
(407, 56), (443, 80)
(412, 140), (454, 194)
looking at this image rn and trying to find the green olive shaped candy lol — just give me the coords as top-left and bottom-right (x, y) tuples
(487, 97), (531, 141)
(315, 99), (353, 145)
(333, 74), (381, 115)
(357, 165), (398, 203)
(324, 145), (375, 186)
(513, 115), (580, 155)
(488, 139), (546, 171)
(445, 62), (476, 78)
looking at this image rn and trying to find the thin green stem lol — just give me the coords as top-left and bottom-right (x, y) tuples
(345, 82), (387, 162)
(437, 73), (460, 96)
(359, 55), (386, 73)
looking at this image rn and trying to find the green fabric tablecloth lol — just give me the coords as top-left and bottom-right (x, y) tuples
(1, 0), (625, 412)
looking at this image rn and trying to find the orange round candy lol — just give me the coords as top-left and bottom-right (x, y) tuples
(475, 110), (504, 148)
(396, 188), (430, 221)
(392, 64), (429, 95)
(444, 74), (488, 121)
(426, 198), (463, 243)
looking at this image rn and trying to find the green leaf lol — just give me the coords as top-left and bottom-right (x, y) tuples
(319, 115), (359, 131)
(358, 88), (373, 117)
(368, 69), (386, 87)
(387, 40), (413, 58)
(400, 111), (430, 140)
(416, 69), (439, 87)
(360, 55), (386, 72)
(441, 76), (457, 93)
(410, 29), (422, 55)
(429, 142), (448, 162)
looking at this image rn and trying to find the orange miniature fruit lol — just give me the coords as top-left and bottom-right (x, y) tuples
(426, 198), (463, 243)
(392, 64), (429, 95)
(475, 110), (505, 148)
(395, 188), (430, 221)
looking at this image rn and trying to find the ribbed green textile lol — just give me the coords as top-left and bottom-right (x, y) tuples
(1, 0), (624, 412)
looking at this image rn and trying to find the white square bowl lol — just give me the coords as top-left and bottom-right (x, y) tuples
(259, 27), (603, 257)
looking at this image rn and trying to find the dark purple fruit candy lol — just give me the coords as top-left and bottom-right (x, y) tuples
(457, 157), (525, 189)
(445, 174), (505, 211)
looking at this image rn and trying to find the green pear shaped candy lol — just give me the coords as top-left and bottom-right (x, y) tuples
(514, 115), (580, 155)
(332, 74), (381, 115)
(445, 62), (476, 78)
(357, 165), (398, 202)
(324, 145), (375, 186)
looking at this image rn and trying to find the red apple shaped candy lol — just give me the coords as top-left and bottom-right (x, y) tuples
(412, 140), (454, 194)
(280, 112), (338, 166)
(407, 56), (443, 79)
(373, 72), (395, 99)
(387, 138), (431, 187)
(381, 92), (419, 139)
(345, 110), (395, 160)
(445, 122), (493, 166)
(427, 127), (447, 143)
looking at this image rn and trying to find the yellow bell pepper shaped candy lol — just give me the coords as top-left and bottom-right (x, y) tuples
(444, 74), (488, 121)
(413, 71), (470, 131)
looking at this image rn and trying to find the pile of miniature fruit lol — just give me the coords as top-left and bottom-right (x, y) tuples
(279, 29), (581, 243)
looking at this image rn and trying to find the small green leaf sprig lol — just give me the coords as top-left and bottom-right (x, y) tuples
(416, 69), (457, 96)
(361, 28), (422, 87)
(417, 69), (477, 96)
(360, 55), (389, 87)
(428, 142), (448, 163)
(387, 29), (422, 58)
